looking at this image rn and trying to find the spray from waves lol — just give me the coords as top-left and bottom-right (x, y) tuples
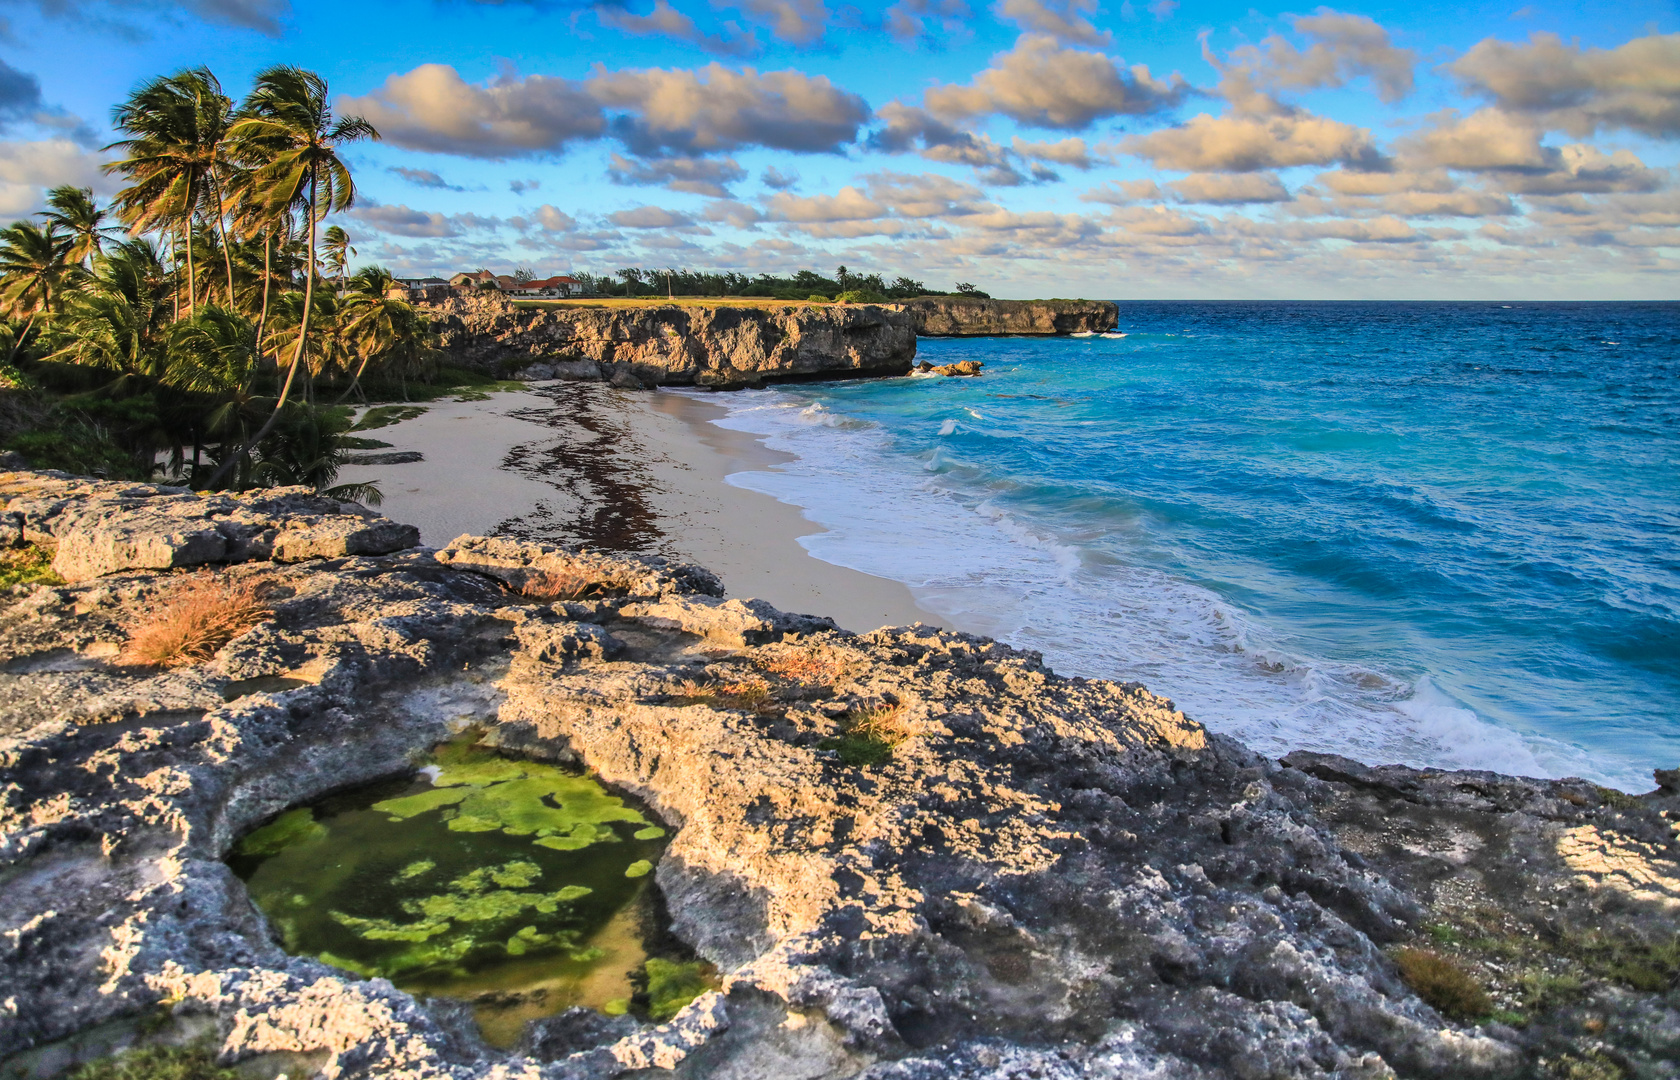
(684, 387), (1643, 790)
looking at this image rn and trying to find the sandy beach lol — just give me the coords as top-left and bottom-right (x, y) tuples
(334, 383), (942, 634)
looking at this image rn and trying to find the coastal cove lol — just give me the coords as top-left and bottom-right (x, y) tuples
(344, 300), (1678, 793)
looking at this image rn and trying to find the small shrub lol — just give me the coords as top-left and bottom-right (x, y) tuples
(1394, 947), (1491, 1020)
(67, 1043), (241, 1080)
(122, 574), (275, 668)
(0, 544), (61, 588)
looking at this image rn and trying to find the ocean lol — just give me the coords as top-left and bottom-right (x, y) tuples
(687, 301), (1679, 792)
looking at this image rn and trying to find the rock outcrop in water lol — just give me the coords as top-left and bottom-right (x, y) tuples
(425, 294), (916, 388)
(901, 298), (1118, 336)
(3, 469), (1678, 1080)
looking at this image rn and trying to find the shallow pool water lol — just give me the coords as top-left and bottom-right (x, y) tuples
(229, 738), (704, 1045)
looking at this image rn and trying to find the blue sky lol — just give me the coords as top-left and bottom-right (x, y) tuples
(1, 0), (1675, 298)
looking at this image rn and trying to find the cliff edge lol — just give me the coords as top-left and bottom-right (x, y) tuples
(902, 297), (1118, 336)
(2, 471), (1676, 1080)
(427, 293), (916, 389)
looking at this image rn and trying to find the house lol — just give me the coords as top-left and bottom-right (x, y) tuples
(506, 275), (582, 298)
(447, 271), (585, 298)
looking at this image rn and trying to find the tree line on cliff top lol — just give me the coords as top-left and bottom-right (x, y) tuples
(0, 66), (444, 496)
(567, 267), (988, 302)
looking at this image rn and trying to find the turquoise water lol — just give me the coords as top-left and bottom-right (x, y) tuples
(692, 302), (1679, 791)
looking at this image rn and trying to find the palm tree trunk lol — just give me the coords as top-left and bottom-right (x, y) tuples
(184, 209), (197, 317)
(254, 229), (272, 366)
(211, 176), (237, 309)
(169, 230), (179, 322)
(6, 313), (35, 364)
(204, 172), (320, 490)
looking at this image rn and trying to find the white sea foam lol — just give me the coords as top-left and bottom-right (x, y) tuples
(684, 387), (1648, 790)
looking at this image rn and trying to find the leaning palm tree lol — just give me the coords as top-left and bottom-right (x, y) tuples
(336, 265), (431, 402)
(40, 186), (117, 268)
(0, 221), (72, 362)
(205, 66), (376, 489)
(104, 67), (236, 315)
(321, 225), (354, 297)
(42, 237), (176, 382)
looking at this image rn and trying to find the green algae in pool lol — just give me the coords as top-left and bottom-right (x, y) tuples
(228, 739), (704, 1046)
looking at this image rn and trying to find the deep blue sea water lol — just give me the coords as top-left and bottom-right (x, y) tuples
(687, 301), (1680, 791)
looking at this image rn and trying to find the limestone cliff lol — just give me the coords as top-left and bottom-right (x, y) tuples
(902, 297), (1118, 336)
(2, 470), (1677, 1080)
(426, 293), (916, 388)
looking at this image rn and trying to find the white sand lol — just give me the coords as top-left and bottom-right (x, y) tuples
(334, 385), (943, 634)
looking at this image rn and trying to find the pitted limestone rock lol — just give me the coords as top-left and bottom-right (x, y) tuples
(1, 473), (1675, 1080)
(434, 534), (724, 600)
(1, 471), (419, 582)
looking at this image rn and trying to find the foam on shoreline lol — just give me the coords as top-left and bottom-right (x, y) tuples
(685, 384), (1654, 792)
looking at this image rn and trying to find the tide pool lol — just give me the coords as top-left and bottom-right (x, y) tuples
(689, 301), (1679, 791)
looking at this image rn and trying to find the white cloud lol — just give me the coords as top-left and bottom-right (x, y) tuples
(1168, 172), (1291, 204)
(1451, 31), (1680, 137)
(1125, 110), (1384, 172)
(924, 34), (1188, 129)
(0, 138), (109, 217)
(994, 0), (1109, 46)
(342, 65), (604, 158)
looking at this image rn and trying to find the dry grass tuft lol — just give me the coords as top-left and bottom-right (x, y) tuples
(758, 645), (852, 687)
(846, 702), (916, 747)
(1394, 947), (1491, 1021)
(123, 574), (275, 668)
(668, 677), (776, 713)
(822, 702), (918, 767)
(519, 566), (637, 602)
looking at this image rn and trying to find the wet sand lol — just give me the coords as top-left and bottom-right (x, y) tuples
(334, 384), (942, 634)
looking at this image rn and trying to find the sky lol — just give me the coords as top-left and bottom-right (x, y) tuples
(0, 0), (1675, 298)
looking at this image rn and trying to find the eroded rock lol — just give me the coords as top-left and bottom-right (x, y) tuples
(0, 477), (1675, 1080)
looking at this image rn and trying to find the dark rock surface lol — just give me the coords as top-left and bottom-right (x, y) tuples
(1, 473), (1675, 1079)
(901, 298), (1118, 336)
(425, 294), (917, 388)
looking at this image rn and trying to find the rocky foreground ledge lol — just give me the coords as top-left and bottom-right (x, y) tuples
(2, 470), (1678, 1080)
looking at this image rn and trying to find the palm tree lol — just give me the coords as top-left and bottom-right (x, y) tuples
(0, 221), (72, 362)
(43, 238), (176, 382)
(206, 66), (376, 489)
(336, 265), (430, 402)
(40, 186), (117, 268)
(105, 67), (236, 315)
(321, 225), (354, 297)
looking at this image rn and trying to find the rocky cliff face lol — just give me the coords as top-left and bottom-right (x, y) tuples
(902, 298), (1118, 336)
(426, 294), (917, 388)
(2, 470), (1677, 1080)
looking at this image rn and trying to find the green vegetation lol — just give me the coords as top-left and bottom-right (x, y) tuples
(570, 265), (985, 302)
(229, 735), (673, 1014)
(821, 703), (916, 767)
(0, 65), (476, 495)
(66, 1043), (241, 1080)
(1392, 947), (1491, 1020)
(637, 958), (718, 1022)
(0, 544), (62, 588)
(1404, 904), (1679, 1035)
